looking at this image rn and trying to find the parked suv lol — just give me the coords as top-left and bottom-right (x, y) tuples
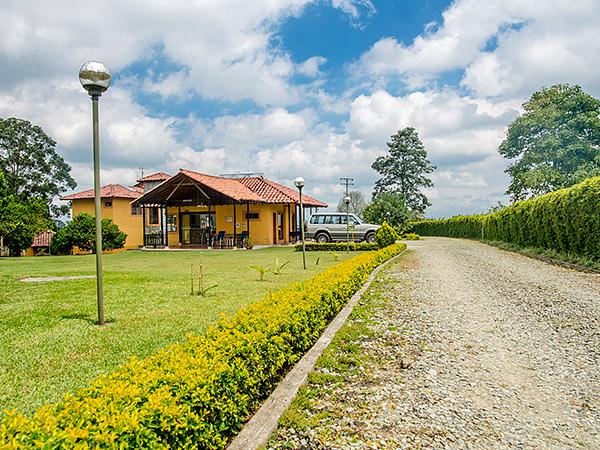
(305, 213), (379, 243)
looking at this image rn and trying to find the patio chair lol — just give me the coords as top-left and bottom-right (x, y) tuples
(215, 230), (226, 248)
(238, 231), (249, 247)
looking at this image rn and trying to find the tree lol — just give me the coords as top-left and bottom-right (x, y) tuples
(362, 192), (412, 232)
(500, 84), (600, 201)
(336, 190), (367, 217)
(372, 127), (435, 215)
(0, 171), (51, 256)
(0, 117), (76, 215)
(51, 213), (127, 254)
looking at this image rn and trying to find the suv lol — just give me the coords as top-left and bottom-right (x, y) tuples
(305, 213), (379, 243)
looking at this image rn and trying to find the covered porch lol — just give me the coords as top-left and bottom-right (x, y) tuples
(132, 170), (316, 248)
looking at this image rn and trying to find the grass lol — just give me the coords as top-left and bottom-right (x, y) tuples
(0, 247), (354, 415)
(481, 240), (600, 272)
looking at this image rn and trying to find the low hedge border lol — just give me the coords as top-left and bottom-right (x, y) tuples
(294, 242), (379, 252)
(412, 176), (600, 262)
(0, 243), (406, 449)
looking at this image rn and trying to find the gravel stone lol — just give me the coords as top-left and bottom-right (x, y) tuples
(267, 237), (600, 449)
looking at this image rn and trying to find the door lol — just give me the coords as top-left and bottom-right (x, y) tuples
(181, 213), (215, 245)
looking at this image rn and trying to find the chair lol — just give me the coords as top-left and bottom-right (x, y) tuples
(215, 230), (226, 248)
(238, 231), (249, 247)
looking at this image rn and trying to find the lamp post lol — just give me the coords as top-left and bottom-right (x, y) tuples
(79, 61), (111, 325)
(344, 195), (351, 253)
(294, 177), (306, 270)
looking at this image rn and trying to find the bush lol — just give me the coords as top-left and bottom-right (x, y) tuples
(400, 233), (420, 240)
(412, 177), (600, 261)
(375, 221), (399, 248)
(51, 213), (127, 254)
(294, 242), (379, 252)
(0, 243), (406, 448)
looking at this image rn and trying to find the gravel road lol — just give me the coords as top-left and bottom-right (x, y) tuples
(269, 237), (600, 449)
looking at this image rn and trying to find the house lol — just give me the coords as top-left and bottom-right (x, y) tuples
(62, 184), (146, 248)
(24, 230), (55, 256)
(62, 170), (327, 248)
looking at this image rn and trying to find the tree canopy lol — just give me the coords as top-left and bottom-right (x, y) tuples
(499, 84), (600, 201)
(362, 192), (411, 232)
(51, 213), (127, 255)
(336, 190), (367, 217)
(0, 117), (76, 215)
(372, 127), (435, 215)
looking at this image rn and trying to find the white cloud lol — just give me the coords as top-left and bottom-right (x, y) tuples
(297, 56), (327, 78)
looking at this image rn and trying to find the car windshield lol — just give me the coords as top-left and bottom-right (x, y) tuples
(352, 215), (363, 224)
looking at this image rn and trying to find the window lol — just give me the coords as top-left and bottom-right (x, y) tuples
(245, 211), (260, 220)
(323, 215), (334, 225)
(104, 200), (112, 208)
(167, 215), (177, 232)
(149, 207), (159, 225)
(131, 205), (142, 215)
(310, 215), (323, 224)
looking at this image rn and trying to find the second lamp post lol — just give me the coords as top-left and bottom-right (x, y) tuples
(294, 177), (306, 270)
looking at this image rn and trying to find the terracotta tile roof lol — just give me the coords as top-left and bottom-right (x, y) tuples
(136, 172), (171, 182)
(238, 177), (328, 207)
(180, 169), (265, 202)
(31, 230), (54, 247)
(61, 184), (143, 200)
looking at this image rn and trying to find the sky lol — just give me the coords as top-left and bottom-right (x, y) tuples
(0, 0), (599, 218)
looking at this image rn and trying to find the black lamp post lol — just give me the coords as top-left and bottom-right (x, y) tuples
(79, 61), (111, 325)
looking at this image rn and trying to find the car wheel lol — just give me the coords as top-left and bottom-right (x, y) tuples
(365, 232), (376, 243)
(316, 233), (330, 243)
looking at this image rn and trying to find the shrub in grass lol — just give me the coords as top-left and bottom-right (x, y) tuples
(0, 243), (405, 448)
(294, 242), (379, 252)
(375, 221), (399, 248)
(412, 176), (600, 261)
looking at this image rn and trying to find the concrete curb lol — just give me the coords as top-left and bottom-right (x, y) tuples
(227, 250), (405, 450)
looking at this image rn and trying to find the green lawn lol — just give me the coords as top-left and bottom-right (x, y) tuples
(0, 247), (353, 415)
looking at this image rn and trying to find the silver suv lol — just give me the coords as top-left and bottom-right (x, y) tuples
(305, 213), (379, 243)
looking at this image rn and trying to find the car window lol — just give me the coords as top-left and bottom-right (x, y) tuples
(350, 215), (360, 224)
(339, 215), (347, 224)
(323, 215), (334, 224)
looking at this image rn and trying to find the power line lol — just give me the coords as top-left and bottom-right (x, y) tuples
(340, 177), (354, 196)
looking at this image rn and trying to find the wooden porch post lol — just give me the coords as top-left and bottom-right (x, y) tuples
(165, 204), (169, 248)
(207, 202), (212, 247)
(160, 205), (165, 246)
(233, 201), (237, 247)
(246, 202), (250, 240)
(178, 206), (182, 245)
(142, 206), (146, 246)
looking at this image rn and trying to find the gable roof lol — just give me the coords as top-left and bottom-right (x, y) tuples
(31, 230), (54, 247)
(61, 184), (142, 200)
(134, 169), (328, 207)
(181, 169), (265, 203)
(238, 177), (327, 207)
(137, 172), (171, 182)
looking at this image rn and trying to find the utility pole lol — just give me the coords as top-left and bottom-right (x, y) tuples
(340, 177), (354, 196)
(139, 167), (144, 179)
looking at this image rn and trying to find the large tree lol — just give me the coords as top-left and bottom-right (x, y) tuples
(372, 127), (435, 215)
(0, 171), (51, 256)
(500, 84), (600, 201)
(0, 117), (76, 215)
(336, 190), (367, 217)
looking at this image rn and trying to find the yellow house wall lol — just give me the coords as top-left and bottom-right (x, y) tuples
(71, 198), (143, 248)
(165, 203), (294, 246)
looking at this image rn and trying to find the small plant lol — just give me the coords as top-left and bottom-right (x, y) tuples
(329, 251), (340, 261)
(248, 264), (270, 281)
(191, 256), (218, 296)
(315, 257), (320, 265)
(273, 257), (290, 275)
(244, 237), (254, 250)
(375, 221), (399, 248)
(400, 233), (421, 240)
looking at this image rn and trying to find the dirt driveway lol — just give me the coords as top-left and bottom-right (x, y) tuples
(269, 237), (600, 449)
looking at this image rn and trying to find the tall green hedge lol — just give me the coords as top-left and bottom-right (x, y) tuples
(0, 244), (406, 449)
(412, 177), (600, 260)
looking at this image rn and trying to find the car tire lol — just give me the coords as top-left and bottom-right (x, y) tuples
(316, 233), (330, 243)
(365, 232), (376, 243)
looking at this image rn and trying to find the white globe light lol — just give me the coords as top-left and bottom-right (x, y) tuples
(79, 61), (112, 95)
(294, 177), (305, 188)
(344, 196), (351, 204)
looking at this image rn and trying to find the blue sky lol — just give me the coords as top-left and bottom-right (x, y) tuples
(0, 0), (599, 217)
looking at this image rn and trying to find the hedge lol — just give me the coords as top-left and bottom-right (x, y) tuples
(294, 242), (380, 251)
(0, 243), (406, 449)
(412, 176), (600, 260)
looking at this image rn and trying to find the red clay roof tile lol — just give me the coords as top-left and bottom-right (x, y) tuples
(61, 184), (142, 200)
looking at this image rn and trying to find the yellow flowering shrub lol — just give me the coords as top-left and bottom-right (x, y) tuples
(0, 243), (405, 449)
